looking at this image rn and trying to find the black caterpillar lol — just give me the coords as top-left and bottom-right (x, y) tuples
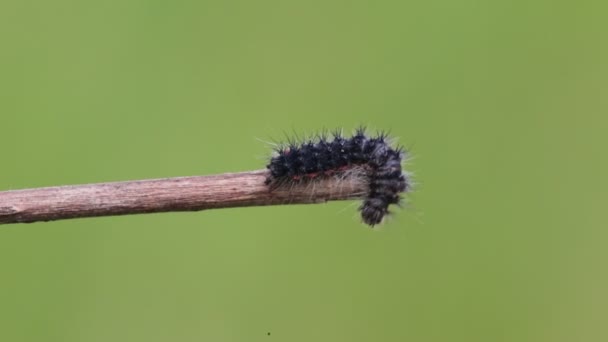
(265, 128), (410, 226)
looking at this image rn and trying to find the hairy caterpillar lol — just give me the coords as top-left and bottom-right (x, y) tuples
(265, 128), (410, 226)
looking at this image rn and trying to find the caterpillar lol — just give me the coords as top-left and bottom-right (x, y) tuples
(265, 128), (410, 226)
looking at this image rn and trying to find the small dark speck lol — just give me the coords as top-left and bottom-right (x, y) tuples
(267, 332), (271, 336)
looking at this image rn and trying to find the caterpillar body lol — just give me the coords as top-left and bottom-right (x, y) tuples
(265, 128), (410, 226)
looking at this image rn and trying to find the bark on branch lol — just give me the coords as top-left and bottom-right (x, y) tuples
(0, 170), (368, 225)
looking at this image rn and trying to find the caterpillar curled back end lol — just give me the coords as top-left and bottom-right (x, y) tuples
(264, 128), (411, 227)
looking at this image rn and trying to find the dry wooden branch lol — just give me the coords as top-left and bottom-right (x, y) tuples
(0, 170), (369, 225)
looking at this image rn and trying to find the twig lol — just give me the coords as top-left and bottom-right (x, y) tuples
(0, 170), (368, 225)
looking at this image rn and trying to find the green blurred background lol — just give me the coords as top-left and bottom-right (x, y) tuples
(1, 1), (606, 341)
